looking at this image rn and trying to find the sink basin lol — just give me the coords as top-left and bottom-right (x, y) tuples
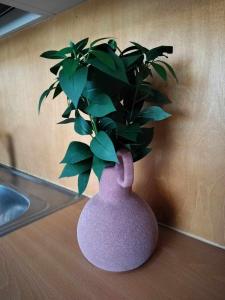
(0, 185), (30, 226)
(0, 164), (84, 237)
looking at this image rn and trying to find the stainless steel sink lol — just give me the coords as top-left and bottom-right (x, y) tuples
(0, 164), (85, 236)
(0, 185), (30, 226)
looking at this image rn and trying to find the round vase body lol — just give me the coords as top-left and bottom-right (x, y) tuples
(77, 150), (158, 272)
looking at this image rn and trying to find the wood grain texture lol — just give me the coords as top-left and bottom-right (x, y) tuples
(0, 0), (225, 245)
(0, 201), (225, 300)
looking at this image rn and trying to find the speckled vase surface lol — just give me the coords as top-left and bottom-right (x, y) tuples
(77, 149), (158, 272)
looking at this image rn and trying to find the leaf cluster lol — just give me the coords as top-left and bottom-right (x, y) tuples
(39, 37), (177, 194)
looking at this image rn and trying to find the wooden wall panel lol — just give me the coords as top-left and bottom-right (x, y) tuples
(0, 0), (224, 246)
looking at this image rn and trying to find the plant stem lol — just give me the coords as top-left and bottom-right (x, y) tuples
(129, 70), (139, 122)
(117, 46), (122, 54)
(90, 117), (97, 135)
(85, 98), (97, 135)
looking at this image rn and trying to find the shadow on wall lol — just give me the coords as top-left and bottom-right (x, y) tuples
(0, 133), (17, 168)
(0, 87), (17, 168)
(134, 60), (190, 227)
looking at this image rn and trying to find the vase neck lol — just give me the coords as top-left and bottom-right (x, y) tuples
(98, 150), (134, 203)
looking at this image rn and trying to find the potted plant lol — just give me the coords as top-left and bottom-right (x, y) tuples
(39, 37), (177, 272)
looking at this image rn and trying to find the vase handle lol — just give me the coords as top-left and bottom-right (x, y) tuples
(116, 150), (134, 188)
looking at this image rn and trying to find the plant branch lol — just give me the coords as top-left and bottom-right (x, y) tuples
(90, 117), (97, 135)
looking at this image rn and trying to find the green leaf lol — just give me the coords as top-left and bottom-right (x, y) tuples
(57, 118), (75, 124)
(135, 84), (153, 102)
(151, 62), (167, 81)
(77, 97), (88, 111)
(145, 88), (171, 105)
(130, 42), (149, 54)
(59, 66), (88, 107)
(53, 83), (62, 99)
(136, 84), (171, 104)
(91, 50), (116, 70)
(138, 64), (151, 80)
(61, 142), (92, 164)
(38, 82), (55, 113)
(87, 67), (125, 100)
(131, 146), (151, 162)
(111, 52), (129, 83)
(157, 60), (178, 82)
(78, 169), (91, 194)
(58, 47), (73, 56)
(69, 41), (76, 51)
(62, 102), (75, 118)
(108, 39), (117, 51)
(78, 170), (90, 195)
(59, 160), (91, 178)
(121, 45), (139, 55)
(147, 46), (173, 61)
(92, 156), (107, 181)
(40, 50), (65, 59)
(83, 81), (116, 117)
(50, 61), (63, 75)
(86, 91), (116, 117)
(81, 48), (89, 55)
(90, 37), (112, 47)
(135, 127), (154, 146)
(74, 114), (92, 135)
(135, 106), (171, 125)
(62, 58), (79, 76)
(90, 131), (118, 162)
(99, 117), (117, 131)
(75, 38), (89, 52)
(38, 90), (49, 113)
(121, 53), (143, 70)
(117, 124), (141, 142)
(87, 55), (128, 84)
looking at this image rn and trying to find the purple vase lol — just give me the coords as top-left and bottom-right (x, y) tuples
(77, 149), (158, 272)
